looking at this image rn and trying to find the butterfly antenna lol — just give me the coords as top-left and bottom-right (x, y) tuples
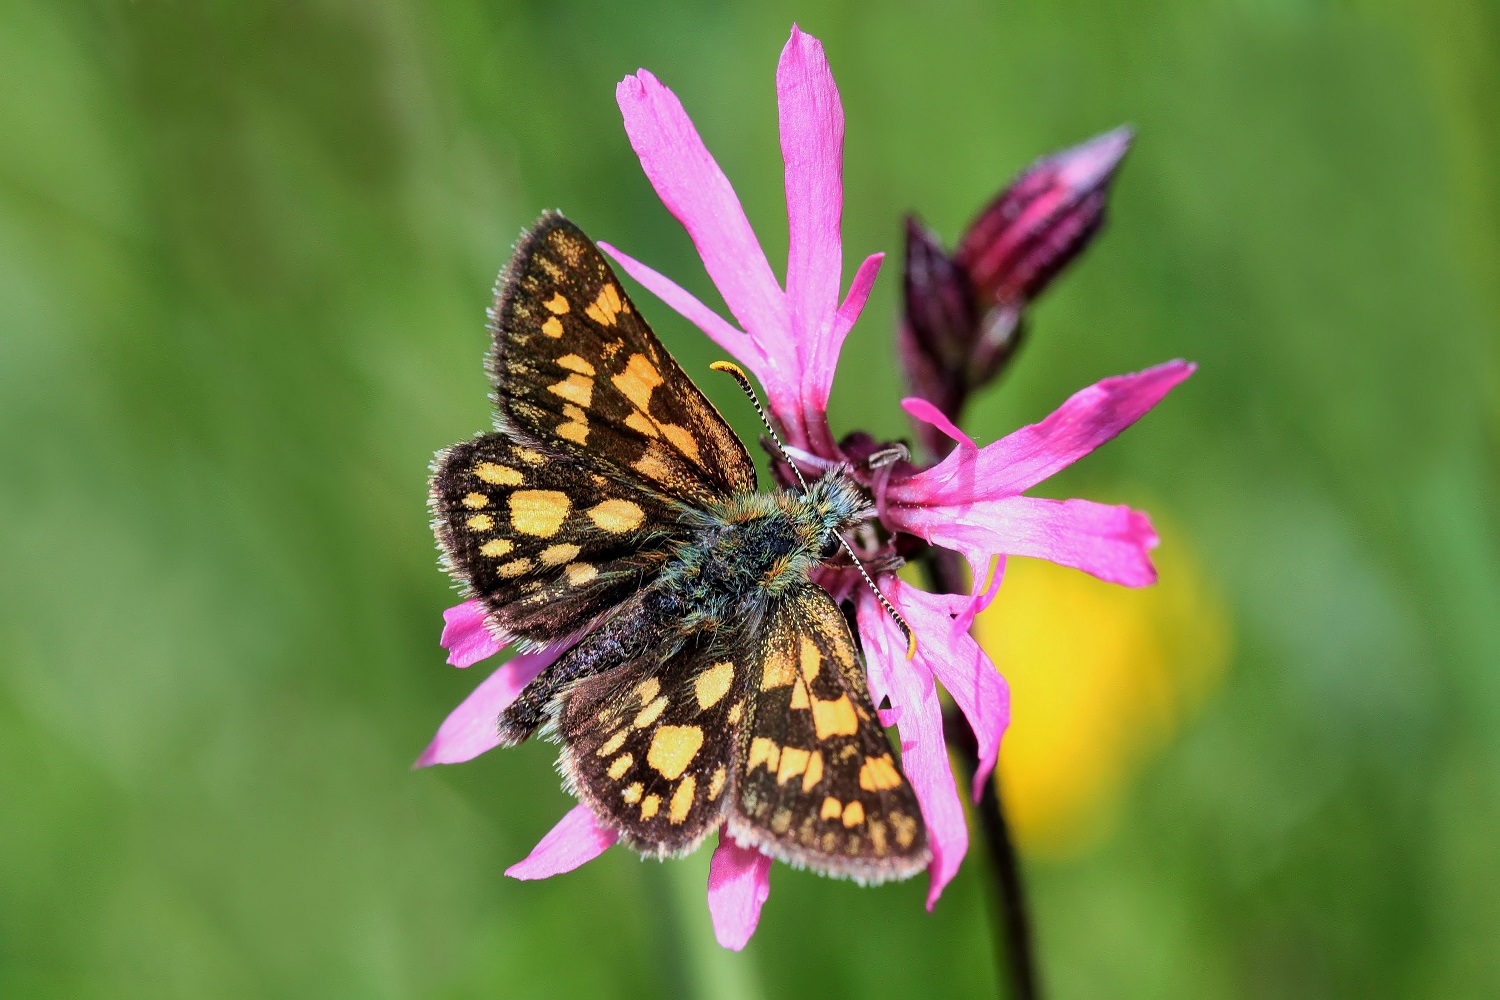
(710, 361), (809, 492)
(710, 360), (917, 660)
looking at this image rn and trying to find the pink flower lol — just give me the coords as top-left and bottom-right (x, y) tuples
(601, 24), (1193, 924)
(419, 23), (1192, 953)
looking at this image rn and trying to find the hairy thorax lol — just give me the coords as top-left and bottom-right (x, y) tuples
(658, 471), (870, 639)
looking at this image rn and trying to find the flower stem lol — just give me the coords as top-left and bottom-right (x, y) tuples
(923, 550), (1041, 1000)
(945, 706), (1040, 1000)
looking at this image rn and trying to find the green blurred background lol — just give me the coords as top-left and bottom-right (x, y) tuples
(3, 1), (1497, 997)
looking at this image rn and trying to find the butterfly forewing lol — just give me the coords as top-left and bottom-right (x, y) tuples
(431, 433), (683, 644)
(488, 213), (757, 505)
(557, 642), (755, 856)
(728, 585), (930, 882)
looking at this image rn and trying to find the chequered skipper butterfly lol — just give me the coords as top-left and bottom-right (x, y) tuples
(431, 214), (928, 879)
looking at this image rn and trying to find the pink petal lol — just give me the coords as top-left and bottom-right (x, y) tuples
(441, 599), (504, 667)
(505, 803), (619, 880)
(890, 360), (1195, 504)
(893, 496), (1160, 588)
(953, 555), (1006, 638)
(803, 251), (884, 456)
(830, 252), (884, 348)
(413, 646), (561, 767)
(599, 241), (763, 368)
(901, 396), (977, 453)
(707, 836), (773, 950)
(616, 69), (790, 360)
(778, 25), (845, 357)
(887, 578), (1010, 801)
(857, 590), (968, 909)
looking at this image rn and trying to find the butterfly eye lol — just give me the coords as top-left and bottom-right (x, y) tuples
(820, 534), (843, 560)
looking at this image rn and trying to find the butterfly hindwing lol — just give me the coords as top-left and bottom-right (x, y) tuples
(488, 213), (757, 505)
(431, 433), (684, 644)
(557, 640), (756, 856)
(728, 585), (930, 882)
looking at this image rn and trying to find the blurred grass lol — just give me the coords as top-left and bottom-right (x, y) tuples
(1, 1), (1497, 997)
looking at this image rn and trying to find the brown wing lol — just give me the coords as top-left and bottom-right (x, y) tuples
(488, 213), (757, 505)
(728, 585), (930, 883)
(431, 433), (682, 645)
(556, 640), (757, 857)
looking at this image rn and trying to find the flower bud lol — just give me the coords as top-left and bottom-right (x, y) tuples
(897, 128), (1133, 457)
(899, 216), (976, 451)
(955, 126), (1132, 310)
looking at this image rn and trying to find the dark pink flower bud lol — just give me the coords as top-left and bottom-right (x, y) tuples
(899, 216), (976, 448)
(955, 126), (1132, 310)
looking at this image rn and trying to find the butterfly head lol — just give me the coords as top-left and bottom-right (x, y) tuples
(794, 468), (872, 561)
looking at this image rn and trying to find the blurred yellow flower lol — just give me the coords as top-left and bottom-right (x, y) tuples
(974, 519), (1230, 858)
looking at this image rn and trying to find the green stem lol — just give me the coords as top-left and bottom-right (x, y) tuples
(923, 549), (1042, 1000)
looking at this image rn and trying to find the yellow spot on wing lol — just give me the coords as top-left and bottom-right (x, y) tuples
(565, 562), (598, 585)
(597, 731), (627, 756)
(557, 404), (589, 444)
(545, 292), (570, 314)
(640, 794), (660, 820)
(869, 818), (888, 855)
(694, 661), (734, 709)
(539, 543), (581, 566)
(748, 737), (780, 773)
(708, 766), (726, 801)
(761, 645), (794, 689)
(497, 558), (532, 578)
(647, 725), (704, 779)
(821, 797), (843, 820)
(776, 747), (810, 785)
(812, 695), (859, 738)
(668, 775), (696, 824)
(799, 638), (821, 681)
(633, 447), (671, 482)
(547, 373), (594, 407)
(801, 750), (824, 792)
(790, 679), (810, 710)
(461, 493), (489, 509)
(585, 283), (623, 326)
(624, 411), (659, 437)
(612, 353), (662, 412)
(509, 490), (571, 537)
(556, 354), (595, 376)
(541, 316), (564, 338)
(622, 782), (642, 804)
(515, 447), (545, 465)
(635, 677), (660, 704)
(608, 754), (633, 779)
(892, 813), (918, 847)
(588, 498), (644, 533)
(726, 701), (743, 725)
(859, 754), (903, 792)
(479, 539), (514, 557)
(634, 696), (668, 729)
(661, 424), (701, 463)
(466, 514), (493, 531)
(475, 462), (523, 486)
(841, 800), (865, 827)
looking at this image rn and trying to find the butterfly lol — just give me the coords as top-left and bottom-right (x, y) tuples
(430, 212), (928, 881)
